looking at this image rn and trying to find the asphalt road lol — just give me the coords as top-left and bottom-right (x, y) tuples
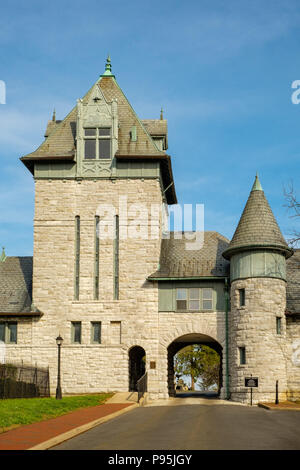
(51, 397), (300, 450)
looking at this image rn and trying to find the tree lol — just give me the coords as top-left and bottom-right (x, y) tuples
(174, 344), (220, 391)
(284, 182), (300, 247)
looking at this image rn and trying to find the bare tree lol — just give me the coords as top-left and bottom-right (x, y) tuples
(284, 181), (300, 247)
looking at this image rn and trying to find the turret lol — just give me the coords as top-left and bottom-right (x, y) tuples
(224, 175), (292, 403)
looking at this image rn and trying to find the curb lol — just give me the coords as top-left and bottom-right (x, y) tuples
(258, 403), (300, 411)
(28, 403), (139, 450)
(258, 403), (271, 410)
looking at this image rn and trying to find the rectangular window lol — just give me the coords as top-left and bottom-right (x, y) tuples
(71, 322), (81, 344)
(84, 127), (111, 159)
(84, 139), (96, 159)
(239, 288), (245, 307)
(189, 288), (200, 310)
(176, 288), (187, 310)
(202, 288), (213, 310)
(114, 215), (119, 300)
(99, 139), (111, 159)
(176, 288), (213, 311)
(239, 347), (246, 365)
(75, 216), (80, 300)
(7, 323), (17, 343)
(91, 322), (101, 344)
(0, 322), (17, 344)
(0, 323), (5, 342)
(276, 317), (282, 335)
(94, 216), (100, 300)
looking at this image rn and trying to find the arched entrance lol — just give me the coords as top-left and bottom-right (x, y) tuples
(128, 346), (146, 392)
(167, 333), (222, 397)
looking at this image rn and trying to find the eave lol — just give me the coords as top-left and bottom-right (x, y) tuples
(147, 276), (228, 282)
(0, 311), (43, 317)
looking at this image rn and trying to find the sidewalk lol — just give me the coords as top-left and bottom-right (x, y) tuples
(258, 401), (300, 411)
(0, 397), (138, 450)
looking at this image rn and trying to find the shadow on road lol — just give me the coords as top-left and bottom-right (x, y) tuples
(175, 391), (219, 399)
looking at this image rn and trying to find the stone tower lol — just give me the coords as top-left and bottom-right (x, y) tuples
(223, 174), (293, 403)
(18, 58), (177, 395)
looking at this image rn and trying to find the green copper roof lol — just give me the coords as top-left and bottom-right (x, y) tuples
(251, 173), (263, 191)
(223, 175), (293, 260)
(0, 247), (6, 263)
(101, 55), (115, 78)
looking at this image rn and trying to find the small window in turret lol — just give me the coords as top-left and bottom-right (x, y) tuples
(276, 317), (282, 335)
(239, 347), (246, 365)
(238, 288), (245, 307)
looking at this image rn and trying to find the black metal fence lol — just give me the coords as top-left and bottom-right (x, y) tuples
(137, 372), (147, 402)
(0, 363), (50, 399)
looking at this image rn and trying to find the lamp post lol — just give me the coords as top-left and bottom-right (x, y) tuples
(56, 335), (63, 400)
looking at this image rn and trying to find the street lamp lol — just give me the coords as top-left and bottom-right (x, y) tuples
(56, 334), (63, 400)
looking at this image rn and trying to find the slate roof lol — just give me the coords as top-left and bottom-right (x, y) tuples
(223, 175), (293, 260)
(286, 249), (300, 315)
(0, 257), (37, 315)
(149, 232), (230, 279)
(20, 63), (177, 204)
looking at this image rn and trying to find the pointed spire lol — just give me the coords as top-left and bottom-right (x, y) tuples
(160, 107), (164, 120)
(251, 172), (263, 191)
(52, 109), (56, 122)
(0, 247), (6, 262)
(101, 55), (115, 78)
(223, 176), (293, 260)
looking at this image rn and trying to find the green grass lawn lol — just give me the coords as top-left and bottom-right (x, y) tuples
(0, 393), (113, 432)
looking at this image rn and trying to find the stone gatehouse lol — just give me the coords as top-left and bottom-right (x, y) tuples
(0, 57), (299, 404)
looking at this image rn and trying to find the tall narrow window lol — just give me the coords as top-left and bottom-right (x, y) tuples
(91, 322), (101, 344)
(75, 216), (80, 300)
(114, 215), (119, 300)
(239, 288), (245, 307)
(276, 317), (282, 335)
(239, 347), (246, 365)
(94, 216), (100, 300)
(71, 322), (81, 344)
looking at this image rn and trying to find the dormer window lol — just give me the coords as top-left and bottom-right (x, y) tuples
(84, 127), (111, 159)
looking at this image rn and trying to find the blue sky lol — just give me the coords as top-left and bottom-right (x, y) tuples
(0, 0), (300, 255)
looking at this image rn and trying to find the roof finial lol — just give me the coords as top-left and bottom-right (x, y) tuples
(101, 54), (115, 78)
(52, 109), (56, 122)
(0, 247), (6, 263)
(251, 172), (263, 191)
(160, 107), (163, 120)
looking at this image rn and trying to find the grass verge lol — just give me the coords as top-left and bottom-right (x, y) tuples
(0, 393), (113, 433)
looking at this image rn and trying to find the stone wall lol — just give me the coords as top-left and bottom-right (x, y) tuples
(286, 316), (300, 401)
(5, 178), (163, 395)
(229, 277), (288, 404)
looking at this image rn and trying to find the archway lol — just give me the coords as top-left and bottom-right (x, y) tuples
(167, 333), (222, 397)
(128, 346), (146, 392)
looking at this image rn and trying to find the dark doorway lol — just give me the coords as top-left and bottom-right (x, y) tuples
(129, 346), (146, 391)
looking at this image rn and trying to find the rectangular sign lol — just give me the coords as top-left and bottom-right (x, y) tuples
(245, 377), (258, 387)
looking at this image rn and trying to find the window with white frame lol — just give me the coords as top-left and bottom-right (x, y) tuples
(84, 127), (111, 159)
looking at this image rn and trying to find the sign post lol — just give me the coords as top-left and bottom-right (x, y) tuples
(245, 377), (258, 406)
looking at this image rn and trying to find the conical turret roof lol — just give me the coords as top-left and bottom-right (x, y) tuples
(223, 174), (293, 260)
